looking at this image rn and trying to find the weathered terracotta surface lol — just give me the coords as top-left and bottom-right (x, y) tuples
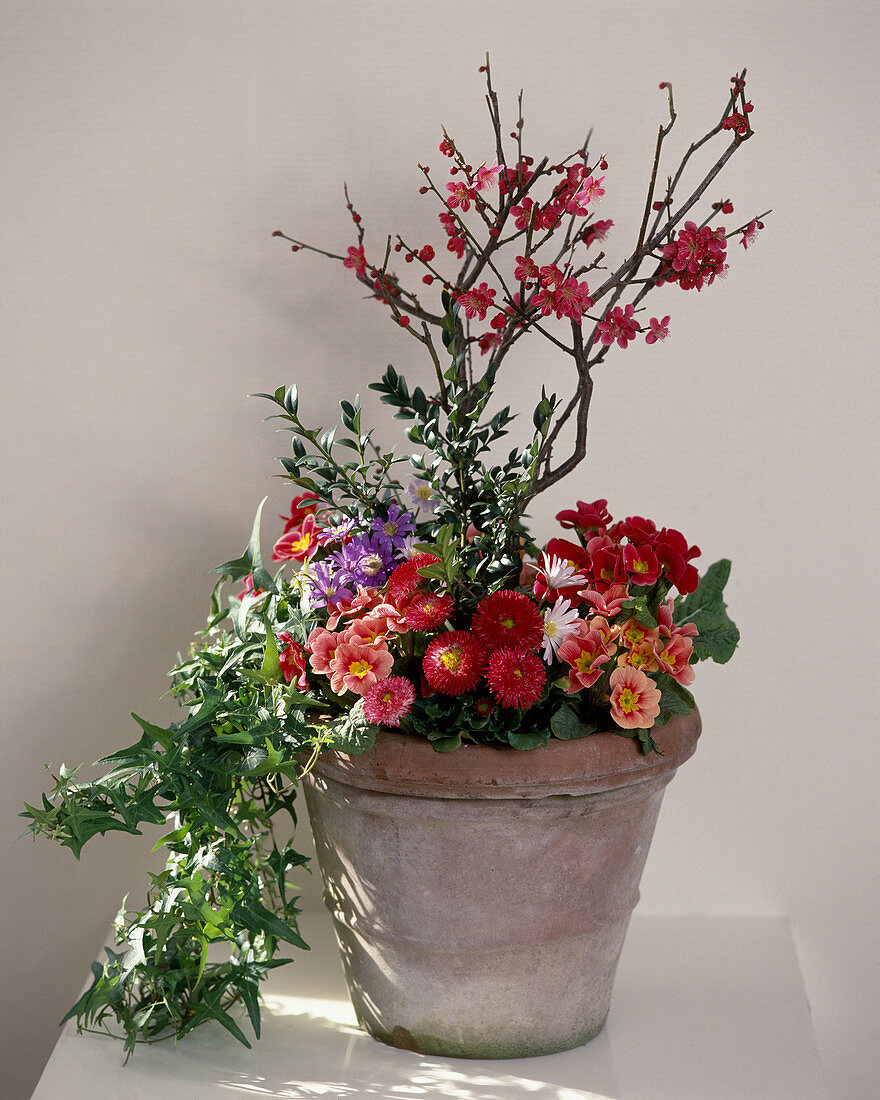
(303, 710), (701, 1059)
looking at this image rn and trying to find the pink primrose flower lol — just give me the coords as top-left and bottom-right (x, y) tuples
(580, 584), (629, 620)
(557, 628), (614, 692)
(307, 627), (342, 676)
(654, 633), (695, 686)
(618, 616), (660, 652)
(609, 665), (661, 730)
(617, 639), (659, 674)
(328, 640), (394, 696)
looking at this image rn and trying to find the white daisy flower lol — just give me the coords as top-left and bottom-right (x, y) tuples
(539, 553), (589, 591)
(541, 599), (582, 663)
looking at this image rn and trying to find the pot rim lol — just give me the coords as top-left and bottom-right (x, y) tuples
(307, 707), (701, 799)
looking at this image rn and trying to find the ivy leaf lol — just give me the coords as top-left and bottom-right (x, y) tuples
(321, 700), (378, 755)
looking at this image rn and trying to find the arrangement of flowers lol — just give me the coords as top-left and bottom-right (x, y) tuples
(23, 58), (760, 1055)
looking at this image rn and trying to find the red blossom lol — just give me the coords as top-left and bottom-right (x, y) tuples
(645, 315), (671, 344)
(281, 492), (321, 532)
(455, 282), (496, 321)
(595, 304), (641, 348)
(555, 498), (612, 535)
(659, 221), (728, 291)
(343, 245), (367, 277)
(722, 113), (749, 135)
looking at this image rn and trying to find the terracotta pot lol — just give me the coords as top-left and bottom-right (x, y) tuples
(302, 709), (700, 1059)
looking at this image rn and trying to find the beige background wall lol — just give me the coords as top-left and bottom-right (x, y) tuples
(2, 2), (877, 1097)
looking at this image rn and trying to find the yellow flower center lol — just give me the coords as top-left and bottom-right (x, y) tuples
(632, 558), (649, 574)
(660, 647), (676, 667)
(575, 652), (595, 672)
(291, 534), (311, 553)
(417, 486), (432, 501)
(625, 626), (644, 645)
(545, 621), (558, 638)
(501, 616), (515, 630)
(347, 659), (373, 679)
(618, 687), (640, 714)
(441, 647), (463, 671)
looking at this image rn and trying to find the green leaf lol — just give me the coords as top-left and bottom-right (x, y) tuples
(550, 705), (598, 741)
(674, 559), (740, 664)
(321, 700), (378, 755)
(211, 497), (277, 595)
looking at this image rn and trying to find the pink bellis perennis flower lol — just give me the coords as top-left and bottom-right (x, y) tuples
(608, 665), (662, 730)
(362, 676), (416, 728)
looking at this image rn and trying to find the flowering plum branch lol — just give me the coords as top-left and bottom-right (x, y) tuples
(274, 58), (768, 511)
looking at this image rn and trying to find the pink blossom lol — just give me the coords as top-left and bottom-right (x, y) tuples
(741, 218), (762, 250)
(514, 255), (539, 282)
(579, 175), (606, 203)
(342, 245), (367, 277)
(456, 282), (496, 321)
(557, 627), (614, 692)
(474, 161), (501, 191)
(510, 197), (535, 231)
(595, 304), (641, 348)
(645, 315), (670, 344)
(307, 627), (341, 675)
(580, 584), (628, 619)
(446, 181), (476, 211)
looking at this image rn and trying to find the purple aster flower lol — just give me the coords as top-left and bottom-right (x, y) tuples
(334, 533), (395, 587)
(306, 560), (354, 610)
(315, 516), (357, 547)
(370, 504), (416, 551)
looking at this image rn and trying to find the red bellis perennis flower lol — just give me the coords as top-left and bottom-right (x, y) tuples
(422, 631), (485, 695)
(471, 590), (544, 651)
(486, 647), (547, 710)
